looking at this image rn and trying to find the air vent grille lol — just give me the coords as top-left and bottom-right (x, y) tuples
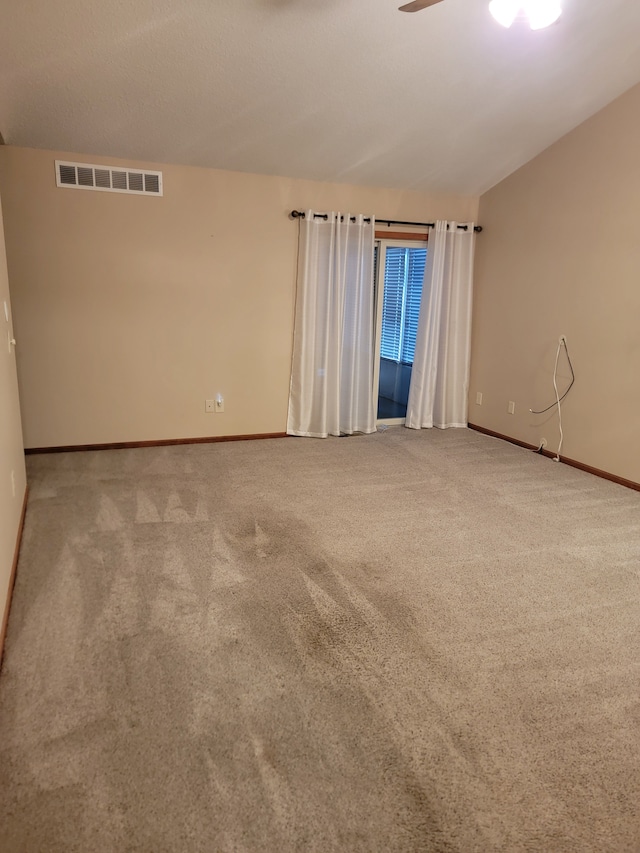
(55, 160), (163, 196)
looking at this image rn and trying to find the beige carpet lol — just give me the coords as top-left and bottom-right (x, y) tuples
(1, 427), (639, 852)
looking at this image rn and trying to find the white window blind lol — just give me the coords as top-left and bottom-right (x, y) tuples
(380, 247), (427, 364)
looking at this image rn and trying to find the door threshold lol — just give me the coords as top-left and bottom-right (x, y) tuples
(376, 418), (405, 428)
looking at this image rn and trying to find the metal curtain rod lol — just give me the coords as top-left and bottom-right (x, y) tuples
(289, 210), (482, 233)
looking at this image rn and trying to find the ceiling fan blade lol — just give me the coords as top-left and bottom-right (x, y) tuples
(398, 0), (445, 11)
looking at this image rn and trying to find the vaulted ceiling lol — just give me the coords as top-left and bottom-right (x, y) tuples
(0, 0), (639, 195)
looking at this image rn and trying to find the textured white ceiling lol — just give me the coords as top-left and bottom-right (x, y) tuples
(0, 0), (639, 195)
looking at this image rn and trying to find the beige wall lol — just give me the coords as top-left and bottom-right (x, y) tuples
(0, 186), (27, 630)
(469, 83), (640, 484)
(0, 146), (478, 448)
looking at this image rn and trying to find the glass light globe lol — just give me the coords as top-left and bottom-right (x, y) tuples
(489, 0), (519, 28)
(489, 0), (562, 30)
(524, 0), (562, 29)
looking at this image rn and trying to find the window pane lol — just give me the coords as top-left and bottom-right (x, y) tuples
(380, 248), (406, 361)
(401, 248), (426, 363)
(380, 246), (427, 365)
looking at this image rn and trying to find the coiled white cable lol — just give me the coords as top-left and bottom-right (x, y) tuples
(552, 341), (563, 461)
(530, 336), (574, 461)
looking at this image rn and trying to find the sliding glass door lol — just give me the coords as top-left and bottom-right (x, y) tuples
(373, 241), (427, 425)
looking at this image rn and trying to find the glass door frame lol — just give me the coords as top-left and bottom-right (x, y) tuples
(373, 237), (425, 428)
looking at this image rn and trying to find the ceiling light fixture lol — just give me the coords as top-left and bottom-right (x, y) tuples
(489, 0), (562, 30)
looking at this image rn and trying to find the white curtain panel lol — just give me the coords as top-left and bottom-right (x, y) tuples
(287, 211), (376, 438)
(406, 221), (476, 430)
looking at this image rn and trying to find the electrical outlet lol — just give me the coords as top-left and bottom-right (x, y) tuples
(205, 399), (216, 413)
(539, 438), (547, 449)
(214, 395), (224, 413)
(475, 392), (483, 405)
(507, 401), (515, 415)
